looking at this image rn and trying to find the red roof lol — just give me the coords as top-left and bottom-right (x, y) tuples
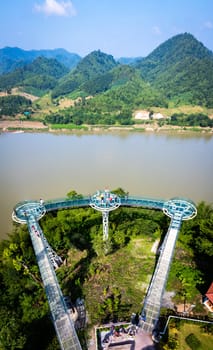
(206, 282), (213, 304)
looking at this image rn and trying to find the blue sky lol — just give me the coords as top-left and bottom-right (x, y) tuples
(0, 0), (213, 58)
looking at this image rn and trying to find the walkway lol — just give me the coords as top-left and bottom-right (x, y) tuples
(13, 203), (82, 350)
(140, 199), (197, 338)
(12, 195), (197, 348)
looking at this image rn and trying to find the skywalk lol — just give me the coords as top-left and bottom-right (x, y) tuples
(12, 194), (197, 347)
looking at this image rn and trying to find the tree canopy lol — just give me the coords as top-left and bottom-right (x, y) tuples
(0, 95), (32, 117)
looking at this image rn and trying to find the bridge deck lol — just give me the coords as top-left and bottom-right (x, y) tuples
(27, 216), (82, 350)
(140, 213), (182, 333)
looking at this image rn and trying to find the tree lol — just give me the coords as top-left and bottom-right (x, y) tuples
(66, 190), (83, 199)
(112, 187), (128, 197)
(0, 309), (26, 349)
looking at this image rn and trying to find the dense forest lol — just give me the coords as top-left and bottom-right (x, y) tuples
(0, 33), (213, 127)
(135, 33), (213, 107)
(0, 95), (32, 117)
(0, 189), (212, 349)
(50, 33), (213, 108)
(0, 57), (69, 96)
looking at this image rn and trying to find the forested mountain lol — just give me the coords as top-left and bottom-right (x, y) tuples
(0, 56), (69, 95)
(0, 47), (81, 74)
(46, 67), (168, 126)
(135, 33), (213, 107)
(52, 50), (118, 98)
(0, 33), (213, 110)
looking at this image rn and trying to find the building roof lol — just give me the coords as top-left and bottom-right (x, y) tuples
(206, 282), (213, 303)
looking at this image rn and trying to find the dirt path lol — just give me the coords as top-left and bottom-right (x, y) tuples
(0, 120), (47, 130)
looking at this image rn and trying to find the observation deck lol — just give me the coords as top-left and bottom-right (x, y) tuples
(12, 194), (197, 348)
(90, 189), (121, 241)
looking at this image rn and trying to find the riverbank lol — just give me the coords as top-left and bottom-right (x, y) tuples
(0, 120), (213, 134)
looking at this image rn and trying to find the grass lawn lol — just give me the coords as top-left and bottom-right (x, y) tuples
(151, 104), (212, 117)
(82, 237), (157, 324)
(164, 321), (213, 350)
(178, 322), (213, 350)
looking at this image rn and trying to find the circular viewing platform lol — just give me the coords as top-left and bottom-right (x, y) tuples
(163, 198), (197, 220)
(12, 200), (46, 224)
(90, 189), (121, 212)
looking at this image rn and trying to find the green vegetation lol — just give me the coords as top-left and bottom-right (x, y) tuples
(0, 193), (212, 349)
(1, 33), (213, 127)
(0, 57), (69, 95)
(185, 333), (201, 349)
(166, 201), (213, 306)
(0, 95), (32, 117)
(169, 113), (213, 127)
(44, 71), (168, 126)
(160, 320), (213, 350)
(135, 33), (213, 108)
(49, 123), (88, 131)
(0, 47), (81, 74)
(51, 50), (118, 98)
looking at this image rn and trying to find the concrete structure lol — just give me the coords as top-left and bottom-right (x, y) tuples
(134, 110), (150, 120)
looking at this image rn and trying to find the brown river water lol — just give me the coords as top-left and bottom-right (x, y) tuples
(0, 131), (212, 239)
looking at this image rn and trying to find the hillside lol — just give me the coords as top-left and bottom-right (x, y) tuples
(0, 56), (69, 96)
(0, 33), (213, 124)
(135, 33), (213, 107)
(51, 50), (118, 98)
(0, 47), (81, 74)
(50, 34), (213, 108)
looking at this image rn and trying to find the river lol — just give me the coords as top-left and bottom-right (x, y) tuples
(0, 131), (213, 239)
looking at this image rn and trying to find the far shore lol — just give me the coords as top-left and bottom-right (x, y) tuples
(0, 120), (213, 135)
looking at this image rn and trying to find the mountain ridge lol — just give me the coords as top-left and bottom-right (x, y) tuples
(0, 56), (69, 96)
(1, 32), (213, 108)
(135, 33), (213, 106)
(0, 47), (81, 74)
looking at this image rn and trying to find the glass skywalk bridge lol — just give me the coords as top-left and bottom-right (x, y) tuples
(140, 199), (197, 339)
(12, 194), (197, 347)
(140, 213), (183, 334)
(28, 216), (82, 350)
(13, 202), (82, 350)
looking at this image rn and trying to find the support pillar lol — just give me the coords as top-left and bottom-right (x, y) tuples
(90, 189), (121, 242)
(102, 211), (109, 241)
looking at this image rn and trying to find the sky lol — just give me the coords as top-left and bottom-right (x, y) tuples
(0, 0), (213, 58)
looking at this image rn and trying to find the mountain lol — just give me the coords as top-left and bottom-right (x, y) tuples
(0, 56), (69, 95)
(52, 50), (118, 98)
(135, 33), (213, 107)
(52, 33), (213, 107)
(0, 47), (81, 74)
(0, 33), (213, 108)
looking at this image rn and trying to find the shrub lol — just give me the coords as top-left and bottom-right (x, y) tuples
(185, 333), (201, 350)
